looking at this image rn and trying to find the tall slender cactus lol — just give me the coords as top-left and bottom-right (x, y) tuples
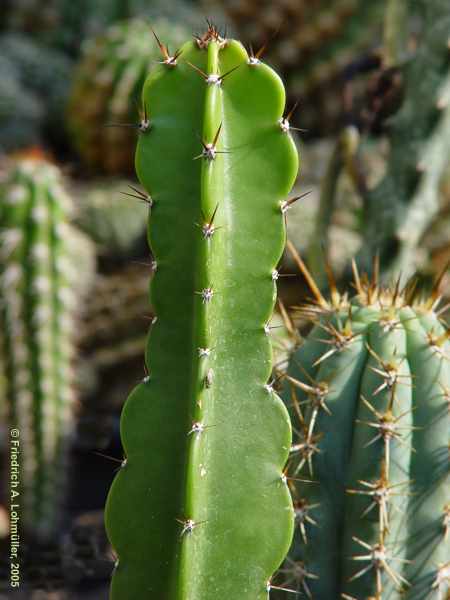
(105, 24), (299, 599)
(0, 159), (93, 541)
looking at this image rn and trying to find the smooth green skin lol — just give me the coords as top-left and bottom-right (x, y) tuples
(0, 161), (76, 541)
(284, 302), (449, 599)
(105, 37), (299, 599)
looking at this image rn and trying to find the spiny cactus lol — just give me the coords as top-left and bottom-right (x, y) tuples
(67, 18), (189, 174)
(0, 159), (94, 541)
(105, 23), (299, 598)
(216, 0), (385, 133)
(281, 254), (449, 599)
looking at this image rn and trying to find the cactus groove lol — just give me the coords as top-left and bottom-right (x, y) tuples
(105, 24), (299, 599)
(282, 259), (450, 599)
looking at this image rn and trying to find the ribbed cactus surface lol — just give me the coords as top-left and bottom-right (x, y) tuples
(105, 24), (299, 599)
(0, 159), (93, 541)
(67, 18), (189, 174)
(283, 265), (449, 599)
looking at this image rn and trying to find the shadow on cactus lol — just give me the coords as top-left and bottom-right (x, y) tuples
(278, 246), (449, 599)
(105, 21), (300, 599)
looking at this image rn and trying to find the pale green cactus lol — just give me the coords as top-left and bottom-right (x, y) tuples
(0, 159), (94, 541)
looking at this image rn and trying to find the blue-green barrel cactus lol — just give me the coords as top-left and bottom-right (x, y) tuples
(282, 257), (449, 599)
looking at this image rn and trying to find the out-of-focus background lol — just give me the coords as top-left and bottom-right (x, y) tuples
(0, 0), (449, 598)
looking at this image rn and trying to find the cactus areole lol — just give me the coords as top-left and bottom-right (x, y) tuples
(105, 24), (299, 599)
(283, 261), (450, 599)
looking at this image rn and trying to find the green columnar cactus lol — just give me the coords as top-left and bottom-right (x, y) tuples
(105, 24), (299, 599)
(282, 258), (449, 599)
(364, 0), (450, 276)
(0, 159), (94, 541)
(67, 19), (189, 174)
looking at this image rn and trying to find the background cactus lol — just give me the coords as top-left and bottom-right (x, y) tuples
(362, 0), (450, 277)
(105, 24), (299, 598)
(67, 18), (190, 174)
(0, 33), (72, 152)
(2, 0), (201, 56)
(214, 0), (385, 134)
(281, 255), (449, 599)
(0, 159), (94, 541)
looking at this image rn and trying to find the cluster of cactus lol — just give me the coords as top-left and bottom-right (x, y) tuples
(362, 0), (450, 278)
(0, 33), (72, 152)
(67, 18), (189, 174)
(216, 0), (385, 133)
(280, 254), (449, 599)
(0, 159), (94, 541)
(105, 23), (300, 598)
